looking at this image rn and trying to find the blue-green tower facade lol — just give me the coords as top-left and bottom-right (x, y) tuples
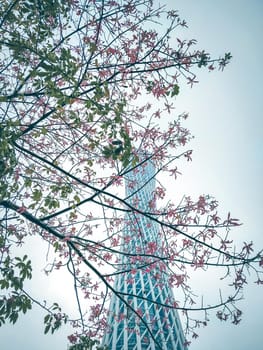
(102, 159), (187, 350)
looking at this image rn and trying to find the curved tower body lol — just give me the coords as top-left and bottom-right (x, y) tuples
(102, 159), (187, 350)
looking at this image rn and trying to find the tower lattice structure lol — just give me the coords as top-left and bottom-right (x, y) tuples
(102, 159), (187, 350)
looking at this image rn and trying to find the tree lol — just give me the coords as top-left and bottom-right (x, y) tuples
(0, 0), (262, 348)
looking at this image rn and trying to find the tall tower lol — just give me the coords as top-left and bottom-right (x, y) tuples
(102, 158), (187, 350)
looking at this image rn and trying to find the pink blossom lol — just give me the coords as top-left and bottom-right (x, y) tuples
(146, 241), (157, 254)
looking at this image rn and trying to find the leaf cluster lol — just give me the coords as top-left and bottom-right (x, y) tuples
(0, 121), (20, 200)
(68, 336), (108, 350)
(0, 293), (32, 326)
(43, 303), (68, 335)
(0, 255), (32, 326)
(0, 255), (32, 291)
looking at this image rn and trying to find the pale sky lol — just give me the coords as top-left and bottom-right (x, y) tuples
(1, 1), (262, 349)
(164, 1), (263, 349)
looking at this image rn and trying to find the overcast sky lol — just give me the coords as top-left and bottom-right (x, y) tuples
(164, 1), (263, 349)
(1, 1), (262, 349)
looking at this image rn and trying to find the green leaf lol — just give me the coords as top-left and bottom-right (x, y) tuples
(44, 314), (51, 324)
(73, 195), (81, 203)
(171, 84), (180, 97)
(44, 323), (51, 334)
(0, 279), (9, 289)
(32, 188), (42, 201)
(89, 42), (97, 53)
(102, 146), (113, 159)
(53, 241), (61, 252)
(10, 311), (19, 324)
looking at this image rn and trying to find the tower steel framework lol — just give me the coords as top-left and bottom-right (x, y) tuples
(102, 158), (187, 350)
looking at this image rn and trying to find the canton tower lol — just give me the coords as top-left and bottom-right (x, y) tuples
(102, 157), (187, 350)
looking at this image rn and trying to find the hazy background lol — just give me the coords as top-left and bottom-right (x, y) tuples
(1, 0), (262, 349)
